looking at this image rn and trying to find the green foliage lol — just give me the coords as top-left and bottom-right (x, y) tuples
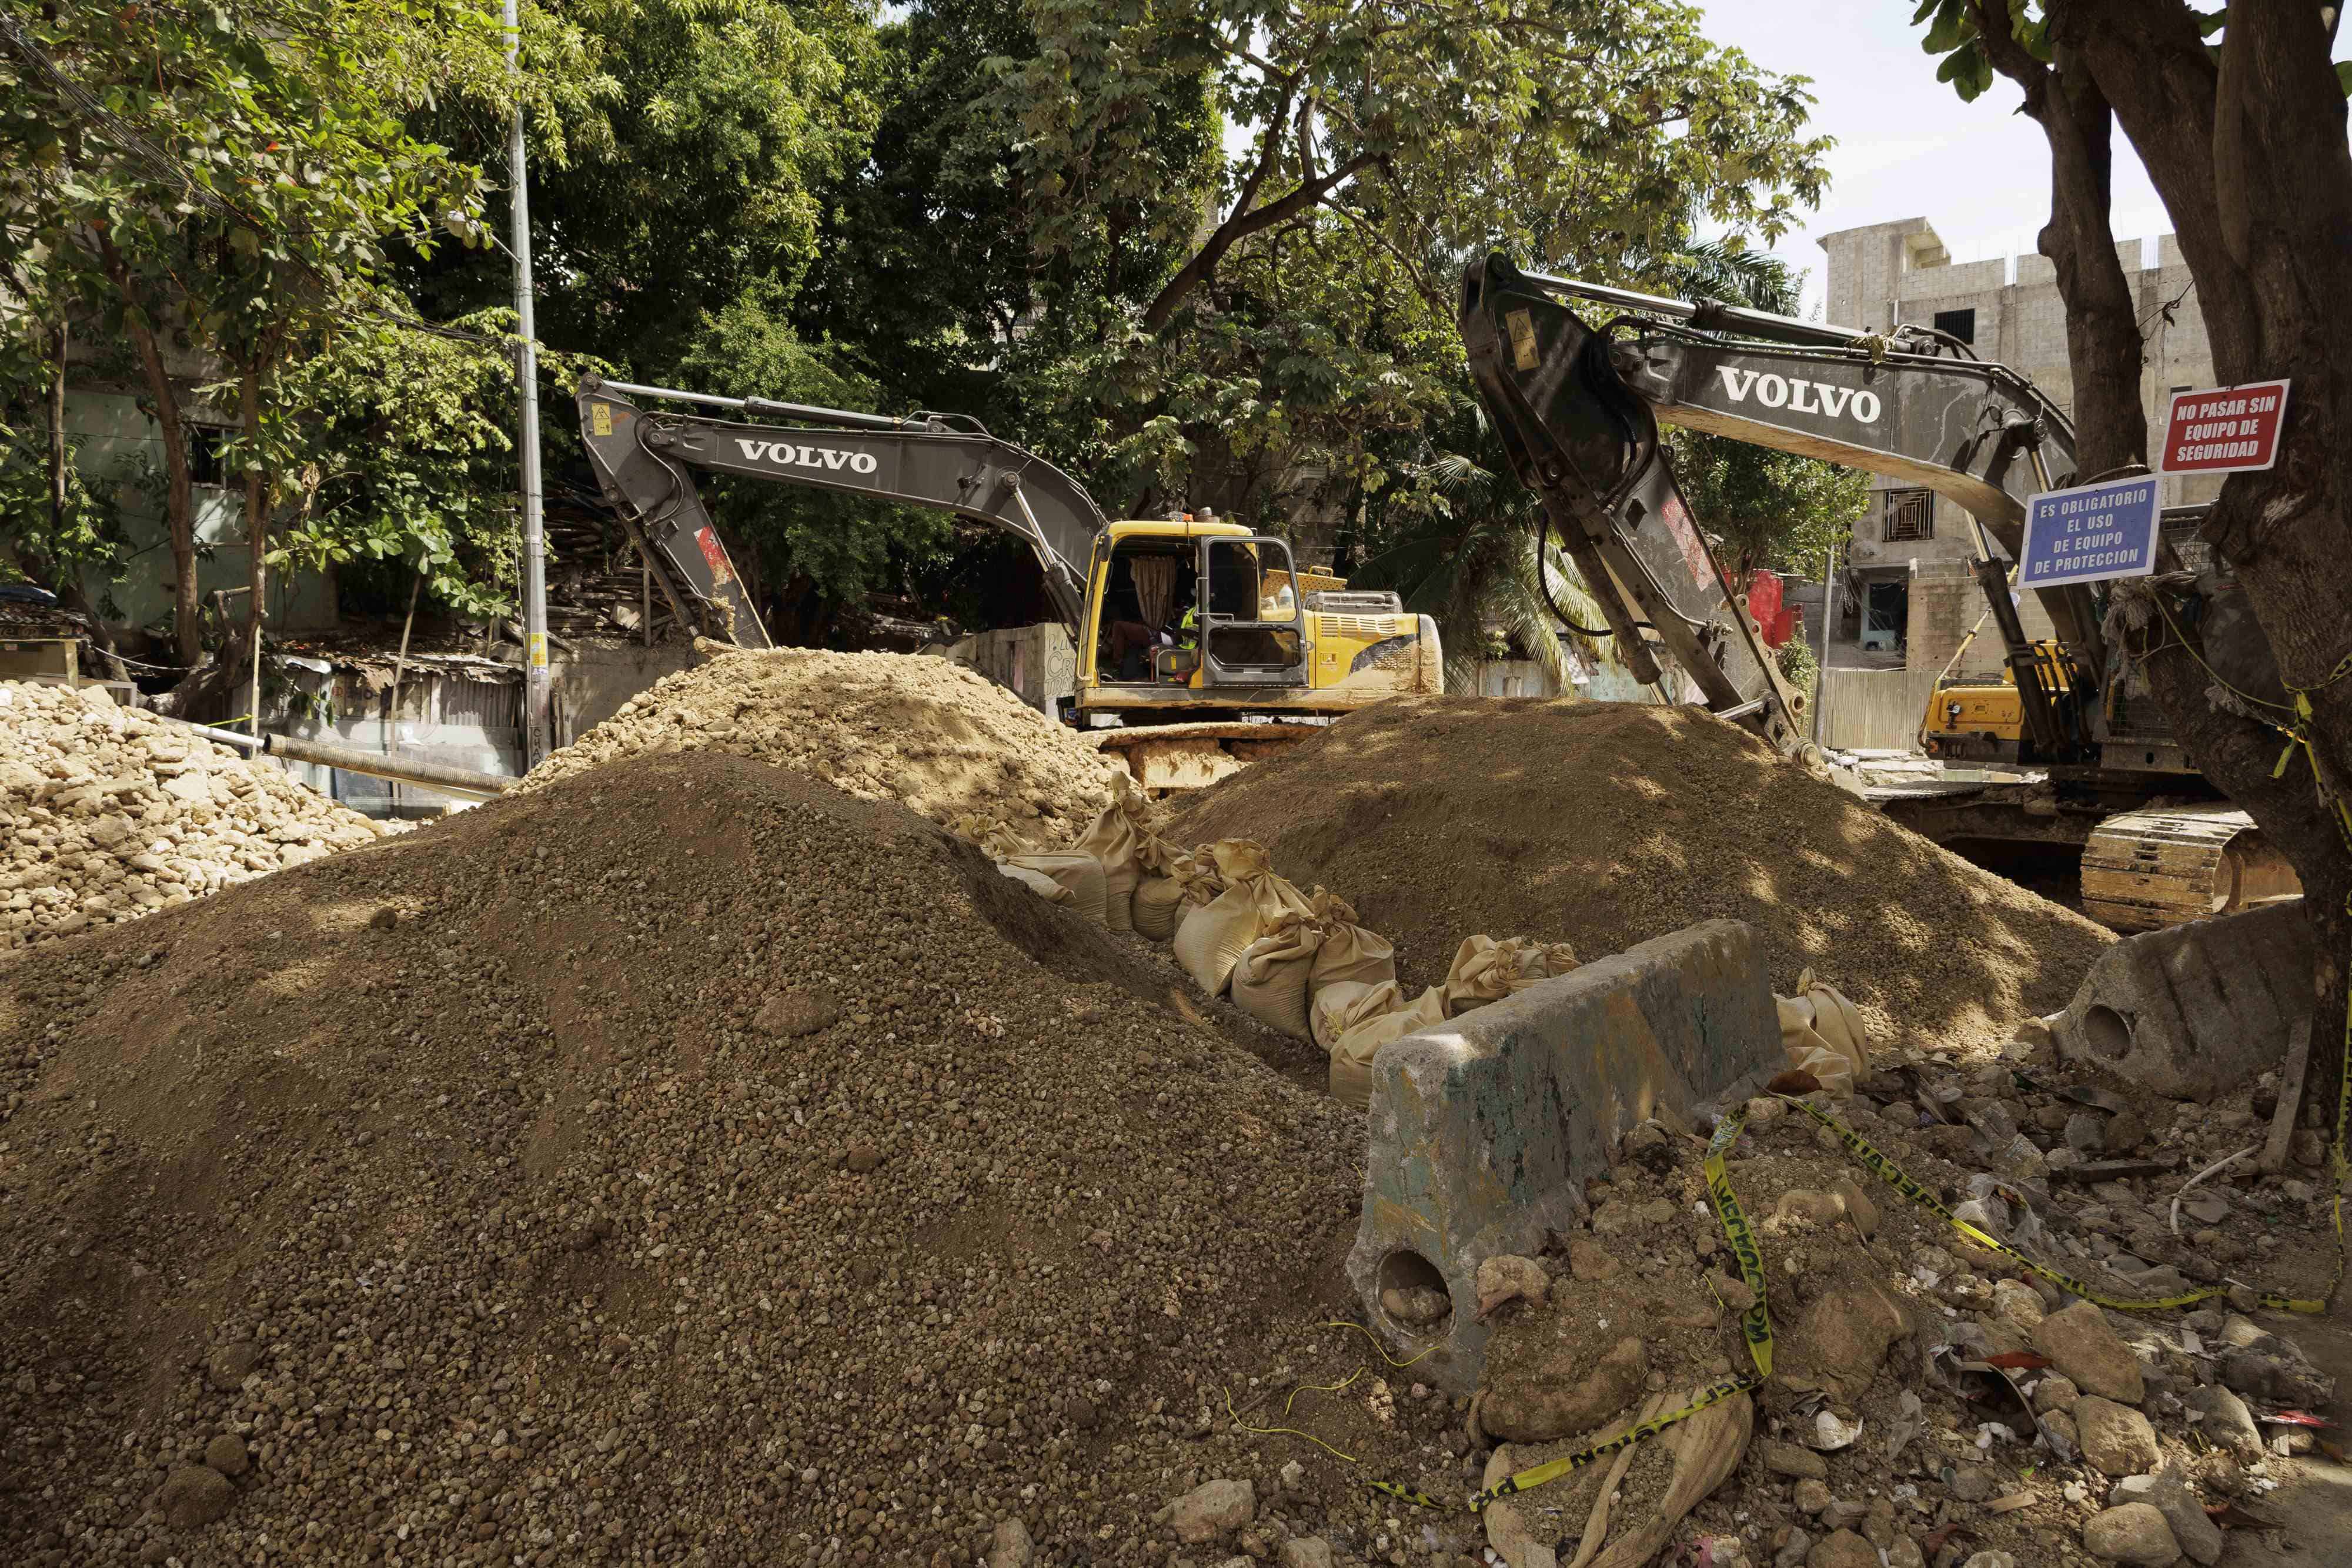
(673, 280), (956, 607)
(1671, 430), (1870, 576)
(1775, 626), (1819, 701)
(1909, 0), (2042, 104)
(2, 0), (497, 362)
(265, 311), (605, 620)
(1353, 410), (1621, 694)
(412, 0), (881, 373)
(0, 420), (129, 603)
(994, 0), (1832, 328)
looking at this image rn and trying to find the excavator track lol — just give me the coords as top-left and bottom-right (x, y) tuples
(2080, 803), (2302, 931)
(1087, 723), (1322, 794)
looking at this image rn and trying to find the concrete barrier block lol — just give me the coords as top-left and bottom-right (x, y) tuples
(1345, 919), (1784, 1392)
(2054, 900), (2310, 1102)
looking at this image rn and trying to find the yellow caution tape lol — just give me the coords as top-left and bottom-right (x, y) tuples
(1466, 1373), (1760, 1511)
(1703, 1107), (1775, 1378)
(1779, 1094), (2343, 1315)
(1258, 1066), (2346, 1516)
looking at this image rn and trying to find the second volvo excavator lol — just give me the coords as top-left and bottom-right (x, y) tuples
(571, 379), (1444, 791)
(1456, 252), (2295, 930)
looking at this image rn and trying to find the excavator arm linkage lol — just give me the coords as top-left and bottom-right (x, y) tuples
(1459, 255), (1809, 753)
(574, 377), (1108, 648)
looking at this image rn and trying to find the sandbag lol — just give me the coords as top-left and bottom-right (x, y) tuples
(993, 861), (1074, 905)
(1133, 841), (1224, 941)
(1776, 968), (1870, 1097)
(952, 813), (1036, 860)
(1172, 840), (1310, 997)
(1329, 985), (1447, 1111)
(1311, 979), (1401, 1052)
(1131, 874), (1185, 940)
(998, 851), (1107, 925)
(1306, 887), (1396, 994)
(1230, 918), (1320, 1039)
(1074, 776), (1148, 933)
(1441, 935), (1582, 1018)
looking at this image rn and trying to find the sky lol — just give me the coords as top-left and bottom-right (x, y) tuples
(1692, 1), (2182, 320)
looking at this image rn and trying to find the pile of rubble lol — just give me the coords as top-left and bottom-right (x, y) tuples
(517, 641), (1125, 833)
(0, 751), (1368, 1564)
(1181, 1027), (2341, 1568)
(0, 680), (393, 952)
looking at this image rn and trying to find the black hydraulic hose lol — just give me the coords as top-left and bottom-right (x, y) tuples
(1536, 520), (1652, 639)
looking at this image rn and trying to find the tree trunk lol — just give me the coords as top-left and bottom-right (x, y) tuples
(2047, 0), (2352, 1148)
(95, 229), (201, 668)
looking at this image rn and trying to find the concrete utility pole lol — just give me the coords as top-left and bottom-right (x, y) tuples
(1812, 538), (1838, 745)
(504, 0), (551, 767)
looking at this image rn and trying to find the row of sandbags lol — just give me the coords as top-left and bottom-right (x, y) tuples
(963, 787), (1589, 1109)
(968, 788), (1868, 1109)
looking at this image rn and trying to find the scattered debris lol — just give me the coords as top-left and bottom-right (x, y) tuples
(0, 679), (395, 950)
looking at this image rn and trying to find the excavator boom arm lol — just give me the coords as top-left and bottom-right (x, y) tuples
(576, 378), (1105, 646)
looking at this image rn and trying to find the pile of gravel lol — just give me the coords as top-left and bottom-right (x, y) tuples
(0, 680), (392, 953)
(518, 643), (1125, 834)
(0, 751), (1368, 1565)
(1172, 697), (2113, 1052)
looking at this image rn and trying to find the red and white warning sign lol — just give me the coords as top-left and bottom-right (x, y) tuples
(2158, 379), (2290, 474)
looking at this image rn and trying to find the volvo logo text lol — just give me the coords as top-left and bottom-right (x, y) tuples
(1715, 368), (1880, 424)
(735, 439), (879, 474)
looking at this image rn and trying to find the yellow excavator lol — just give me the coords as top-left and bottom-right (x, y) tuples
(571, 379), (1442, 790)
(1457, 253), (2295, 930)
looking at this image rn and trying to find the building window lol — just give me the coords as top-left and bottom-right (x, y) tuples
(1883, 489), (1935, 543)
(1932, 307), (1976, 345)
(188, 425), (233, 489)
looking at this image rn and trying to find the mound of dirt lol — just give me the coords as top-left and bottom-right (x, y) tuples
(1170, 698), (2113, 1051)
(0, 752), (1367, 1564)
(0, 680), (393, 954)
(519, 642), (1125, 834)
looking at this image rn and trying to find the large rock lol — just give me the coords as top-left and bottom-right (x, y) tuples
(987, 1519), (1034, 1568)
(2180, 1382), (2262, 1463)
(1481, 1334), (1647, 1443)
(2216, 1328), (2336, 1407)
(1786, 1280), (1913, 1399)
(2081, 1502), (2181, 1566)
(1806, 1531), (1880, 1568)
(157, 1465), (236, 1529)
(2074, 1396), (2160, 1476)
(2032, 1302), (2144, 1405)
(2146, 1468), (2221, 1567)
(1170, 1478), (1255, 1543)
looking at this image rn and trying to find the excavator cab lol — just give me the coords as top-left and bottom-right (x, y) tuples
(1088, 522), (1308, 692)
(1197, 536), (1309, 688)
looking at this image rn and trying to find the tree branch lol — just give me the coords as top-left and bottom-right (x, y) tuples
(1141, 149), (1381, 332)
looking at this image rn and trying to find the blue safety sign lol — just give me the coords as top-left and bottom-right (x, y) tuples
(2018, 476), (2163, 589)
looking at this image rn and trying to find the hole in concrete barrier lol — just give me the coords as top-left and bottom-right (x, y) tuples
(2084, 1004), (2133, 1061)
(1375, 1249), (1454, 1338)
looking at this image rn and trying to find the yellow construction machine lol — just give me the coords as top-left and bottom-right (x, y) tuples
(1458, 253), (2296, 930)
(572, 379), (1441, 790)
